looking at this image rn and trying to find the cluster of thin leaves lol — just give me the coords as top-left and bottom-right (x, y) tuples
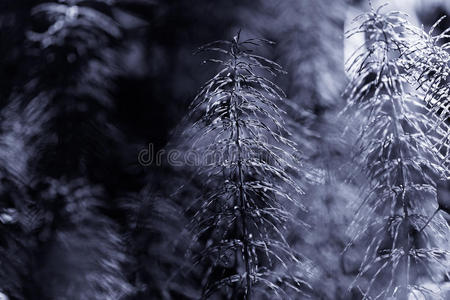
(343, 5), (450, 299)
(182, 33), (312, 299)
(400, 16), (450, 169)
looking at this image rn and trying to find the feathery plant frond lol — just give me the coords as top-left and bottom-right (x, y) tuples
(402, 15), (450, 110)
(343, 5), (450, 299)
(399, 16), (450, 169)
(182, 32), (312, 299)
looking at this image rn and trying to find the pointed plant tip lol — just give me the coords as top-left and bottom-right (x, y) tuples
(372, 2), (389, 14)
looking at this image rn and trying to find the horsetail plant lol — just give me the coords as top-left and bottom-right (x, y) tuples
(182, 32), (312, 299)
(343, 6), (450, 299)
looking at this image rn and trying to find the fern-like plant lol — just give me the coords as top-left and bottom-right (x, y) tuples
(182, 32), (311, 299)
(400, 16), (450, 167)
(343, 5), (450, 299)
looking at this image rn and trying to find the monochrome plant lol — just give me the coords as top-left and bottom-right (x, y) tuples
(2, 1), (450, 299)
(343, 5), (450, 299)
(29, 178), (132, 300)
(401, 16), (450, 167)
(25, 0), (123, 179)
(121, 183), (203, 300)
(181, 32), (312, 299)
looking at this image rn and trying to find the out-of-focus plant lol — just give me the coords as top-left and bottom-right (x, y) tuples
(29, 178), (132, 299)
(121, 185), (199, 300)
(249, 0), (346, 112)
(246, 2), (357, 298)
(25, 0), (123, 180)
(0, 1), (133, 299)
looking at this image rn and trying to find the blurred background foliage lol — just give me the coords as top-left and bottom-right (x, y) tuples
(0, 0), (449, 299)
